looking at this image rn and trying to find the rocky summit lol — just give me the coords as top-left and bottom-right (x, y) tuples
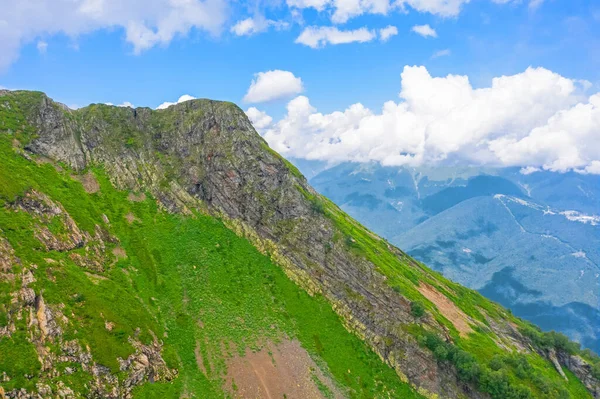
(0, 90), (599, 399)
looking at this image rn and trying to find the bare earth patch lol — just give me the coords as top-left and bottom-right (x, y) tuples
(72, 172), (100, 194)
(225, 339), (344, 399)
(127, 192), (146, 202)
(417, 283), (473, 337)
(112, 247), (127, 259)
(195, 341), (208, 376)
(125, 213), (140, 224)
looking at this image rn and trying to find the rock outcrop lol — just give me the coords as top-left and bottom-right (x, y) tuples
(1, 90), (599, 398)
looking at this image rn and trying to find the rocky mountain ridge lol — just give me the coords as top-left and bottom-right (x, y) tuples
(0, 90), (599, 398)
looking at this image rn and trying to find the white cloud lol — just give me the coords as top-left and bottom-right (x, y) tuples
(0, 0), (228, 70)
(331, 0), (394, 23)
(580, 161), (600, 174)
(37, 40), (48, 54)
(244, 70), (304, 103)
(246, 107), (273, 131)
(258, 66), (600, 174)
(230, 17), (289, 36)
(286, 0), (475, 23)
(431, 49), (451, 58)
(519, 166), (541, 175)
(295, 26), (376, 48)
(156, 94), (196, 110)
(398, 0), (473, 17)
(411, 24), (437, 38)
(286, 0), (331, 12)
(489, 93), (600, 173)
(379, 25), (398, 42)
(231, 18), (262, 36)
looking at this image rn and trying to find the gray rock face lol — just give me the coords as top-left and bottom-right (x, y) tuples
(6, 91), (599, 398)
(559, 353), (600, 397)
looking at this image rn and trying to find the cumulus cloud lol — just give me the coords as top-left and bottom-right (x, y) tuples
(286, 0), (330, 12)
(287, 0), (522, 23)
(246, 107), (273, 130)
(331, 0), (393, 23)
(0, 0), (228, 70)
(287, 0), (393, 23)
(411, 24), (437, 38)
(156, 94), (196, 110)
(230, 17), (289, 36)
(243, 70), (304, 103)
(295, 26), (376, 48)
(379, 25), (398, 41)
(398, 0), (477, 17)
(252, 66), (600, 174)
(286, 0), (473, 22)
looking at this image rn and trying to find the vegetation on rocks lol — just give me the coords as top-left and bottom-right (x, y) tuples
(0, 89), (598, 398)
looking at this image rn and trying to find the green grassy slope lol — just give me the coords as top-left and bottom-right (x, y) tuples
(0, 90), (598, 399)
(0, 133), (422, 398)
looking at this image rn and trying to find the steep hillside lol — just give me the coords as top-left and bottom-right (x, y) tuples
(311, 163), (600, 353)
(1, 90), (599, 398)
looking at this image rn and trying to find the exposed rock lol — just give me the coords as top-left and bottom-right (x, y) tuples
(0, 235), (18, 274)
(19, 288), (36, 306)
(13, 190), (85, 252)
(5, 90), (596, 398)
(118, 337), (177, 388)
(11, 92), (490, 398)
(35, 294), (62, 341)
(549, 348), (568, 380)
(11, 190), (117, 272)
(558, 353), (600, 398)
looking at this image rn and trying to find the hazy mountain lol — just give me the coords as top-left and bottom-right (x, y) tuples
(310, 162), (600, 353)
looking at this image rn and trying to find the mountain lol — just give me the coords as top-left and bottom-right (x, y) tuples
(0, 90), (599, 399)
(310, 162), (600, 354)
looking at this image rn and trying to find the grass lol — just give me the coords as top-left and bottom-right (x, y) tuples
(0, 90), (595, 398)
(0, 126), (422, 397)
(303, 189), (593, 398)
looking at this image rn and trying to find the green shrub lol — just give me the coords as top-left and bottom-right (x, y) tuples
(592, 362), (600, 380)
(410, 301), (425, 318)
(489, 355), (504, 371)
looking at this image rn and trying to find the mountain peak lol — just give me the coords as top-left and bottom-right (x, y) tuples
(1, 90), (599, 398)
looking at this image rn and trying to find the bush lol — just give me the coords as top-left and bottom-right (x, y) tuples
(419, 331), (533, 399)
(410, 301), (425, 318)
(489, 355), (504, 371)
(592, 362), (600, 380)
(310, 197), (325, 214)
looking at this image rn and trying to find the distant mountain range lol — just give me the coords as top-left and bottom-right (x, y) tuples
(305, 161), (600, 353)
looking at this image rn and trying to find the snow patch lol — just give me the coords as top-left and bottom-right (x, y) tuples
(559, 211), (600, 226)
(390, 201), (404, 211)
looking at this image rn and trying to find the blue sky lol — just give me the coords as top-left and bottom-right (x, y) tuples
(1, 0), (598, 113)
(1, 0), (599, 173)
